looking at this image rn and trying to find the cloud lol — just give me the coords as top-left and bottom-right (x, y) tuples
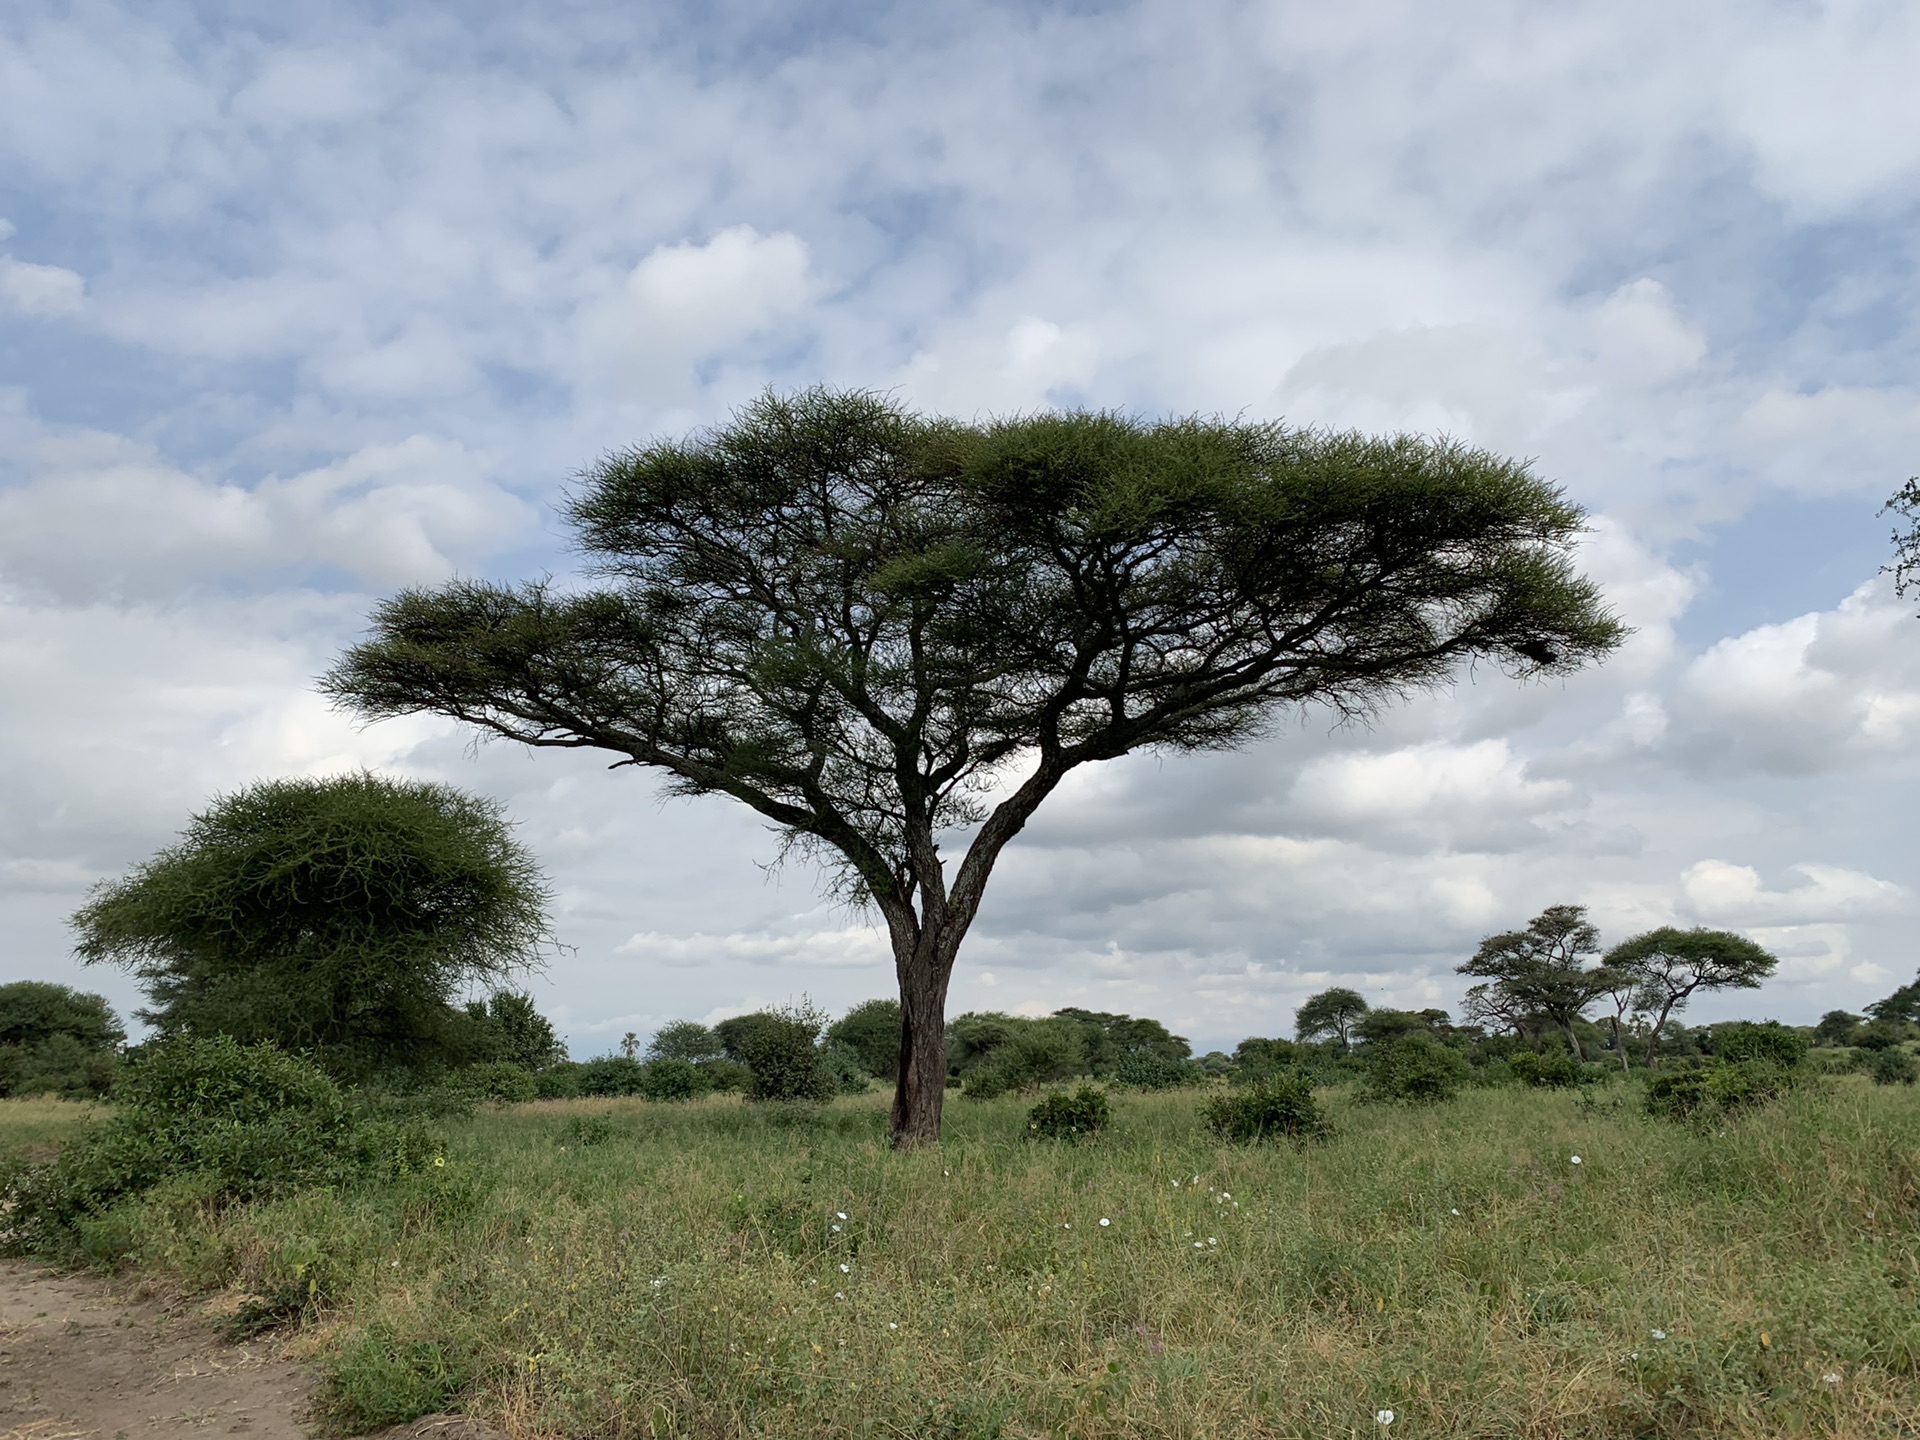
(615, 923), (888, 970)
(1680, 859), (1909, 927)
(0, 254), (84, 314)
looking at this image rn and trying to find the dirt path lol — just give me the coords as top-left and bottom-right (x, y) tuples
(0, 1260), (312, 1440)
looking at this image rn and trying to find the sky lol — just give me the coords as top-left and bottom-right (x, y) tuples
(3, 0), (1919, 1058)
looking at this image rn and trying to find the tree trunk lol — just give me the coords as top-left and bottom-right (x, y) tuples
(1645, 998), (1678, 1068)
(1564, 1021), (1585, 1062)
(889, 931), (957, 1148)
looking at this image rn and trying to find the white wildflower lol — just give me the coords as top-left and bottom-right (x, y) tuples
(1651, 1329), (1666, 1341)
(1376, 1409), (1395, 1427)
(1099, 1218), (1111, 1227)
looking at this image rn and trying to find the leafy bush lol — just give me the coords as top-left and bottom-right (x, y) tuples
(646, 1020), (724, 1064)
(1855, 1023), (1902, 1053)
(637, 1057), (712, 1102)
(1867, 1047), (1918, 1086)
(0, 982), (125, 1098)
(1363, 1035), (1471, 1104)
(1507, 1050), (1583, 1089)
(732, 1004), (834, 1104)
(1025, 1085), (1111, 1141)
(1713, 1021), (1808, 1071)
(827, 999), (902, 1081)
(1, 1036), (436, 1253)
(1644, 1058), (1797, 1124)
(533, 1063), (582, 1099)
(1201, 1073), (1328, 1143)
(437, 1062), (538, 1105)
(962, 1020), (1085, 1098)
(1113, 1050), (1198, 1090)
(823, 1042), (873, 1095)
(575, 1056), (648, 1096)
(0, 1034), (121, 1100)
(702, 1058), (750, 1093)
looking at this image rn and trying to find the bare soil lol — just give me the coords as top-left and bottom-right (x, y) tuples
(0, 1259), (313, 1440)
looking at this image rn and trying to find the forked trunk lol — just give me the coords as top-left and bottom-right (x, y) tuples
(890, 933), (956, 1148)
(1564, 1022), (1585, 1062)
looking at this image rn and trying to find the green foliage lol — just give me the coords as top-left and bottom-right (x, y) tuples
(827, 999), (902, 1081)
(1052, 1008), (1191, 1077)
(71, 774), (555, 1082)
(1112, 1049), (1199, 1090)
(729, 1003), (834, 1104)
(1, 1035), (436, 1253)
(1606, 927), (1778, 1066)
(1293, 988), (1367, 1051)
(1867, 1047), (1918, 1086)
(962, 1018), (1085, 1098)
(324, 388), (1624, 1143)
(646, 1020), (724, 1065)
(459, 990), (565, 1070)
(1643, 1059), (1799, 1124)
(1363, 1034), (1471, 1104)
(1710, 1020), (1808, 1071)
(1232, 1036), (1301, 1079)
(437, 1062), (539, 1105)
(1855, 1022), (1902, 1052)
(562, 1114), (614, 1146)
(575, 1057), (648, 1096)
(0, 981), (125, 1099)
(1868, 972), (1920, 1025)
(1201, 1073), (1329, 1143)
(636, 1057), (712, 1102)
(533, 1063), (583, 1099)
(1813, 1009), (1863, 1047)
(822, 1042), (873, 1094)
(1506, 1050), (1583, 1089)
(1024, 1085), (1111, 1141)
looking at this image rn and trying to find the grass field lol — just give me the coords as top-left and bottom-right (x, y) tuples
(5, 1079), (1919, 1439)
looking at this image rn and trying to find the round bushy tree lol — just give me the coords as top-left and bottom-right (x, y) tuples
(72, 773), (555, 1081)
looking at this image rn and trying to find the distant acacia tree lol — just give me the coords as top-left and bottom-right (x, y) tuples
(72, 774), (555, 1081)
(1457, 905), (1613, 1060)
(1294, 987), (1370, 1053)
(323, 390), (1621, 1144)
(1604, 927), (1777, 1067)
(1867, 973), (1920, 1026)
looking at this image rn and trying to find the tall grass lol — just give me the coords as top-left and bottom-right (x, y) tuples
(8, 1081), (1919, 1438)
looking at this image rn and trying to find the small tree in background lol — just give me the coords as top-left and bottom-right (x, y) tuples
(72, 773), (555, 1082)
(0, 981), (126, 1099)
(647, 1020), (725, 1064)
(1813, 1010), (1863, 1047)
(722, 1002), (835, 1103)
(1294, 988), (1369, 1053)
(1866, 973), (1920, 1026)
(1457, 905), (1612, 1061)
(462, 990), (566, 1069)
(1604, 927), (1777, 1068)
(827, 999), (903, 1080)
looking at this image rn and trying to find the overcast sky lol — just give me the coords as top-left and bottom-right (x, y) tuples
(4, 0), (1919, 1057)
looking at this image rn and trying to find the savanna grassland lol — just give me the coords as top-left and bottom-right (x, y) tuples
(4, 1079), (1918, 1440)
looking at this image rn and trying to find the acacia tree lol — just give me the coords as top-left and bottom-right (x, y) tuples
(1456, 904), (1610, 1060)
(1605, 927), (1777, 1067)
(322, 389), (1621, 1145)
(1293, 987), (1370, 1052)
(72, 773), (555, 1080)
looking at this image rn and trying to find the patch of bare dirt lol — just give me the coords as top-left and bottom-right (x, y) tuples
(1, 1260), (312, 1440)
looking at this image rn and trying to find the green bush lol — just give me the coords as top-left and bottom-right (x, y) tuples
(1713, 1021), (1808, 1071)
(575, 1056), (648, 1096)
(1867, 1047), (1918, 1086)
(1201, 1073), (1328, 1143)
(437, 1062), (538, 1105)
(1855, 1023), (1902, 1053)
(823, 1042), (873, 1095)
(1, 1036), (437, 1254)
(732, 1005), (834, 1104)
(1506, 1050), (1583, 1089)
(701, 1058), (750, 1093)
(1644, 1058), (1797, 1124)
(1363, 1035), (1471, 1104)
(1025, 1085), (1111, 1141)
(1113, 1050), (1198, 1090)
(533, 1063), (582, 1099)
(637, 1057), (712, 1102)
(826, 999), (902, 1081)
(962, 1020), (1085, 1098)
(0, 1034), (121, 1100)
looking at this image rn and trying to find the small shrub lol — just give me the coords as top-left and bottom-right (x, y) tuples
(561, 1114), (614, 1145)
(1644, 1058), (1797, 1124)
(1113, 1050), (1198, 1090)
(1026, 1085), (1111, 1141)
(1507, 1050), (1583, 1089)
(575, 1056), (648, 1096)
(1201, 1073), (1328, 1143)
(1363, 1035), (1471, 1104)
(1867, 1047), (1918, 1086)
(437, 1062), (538, 1105)
(963, 1021), (1085, 1098)
(1713, 1021), (1809, 1071)
(637, 1057), (711, 1102)
(734, 1004), (835, 1104)
(1, 1036), (436, 1254)
(533, 1063), (582, 1099)
(702, 1058), (750, 1093)
(823, 1042), (873, 1095)
(1856, 1023), (1902, 1053)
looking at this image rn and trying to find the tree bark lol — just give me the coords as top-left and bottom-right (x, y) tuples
(1563, 1021), (1585, 1062)
(889, 929), (956, 1147)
